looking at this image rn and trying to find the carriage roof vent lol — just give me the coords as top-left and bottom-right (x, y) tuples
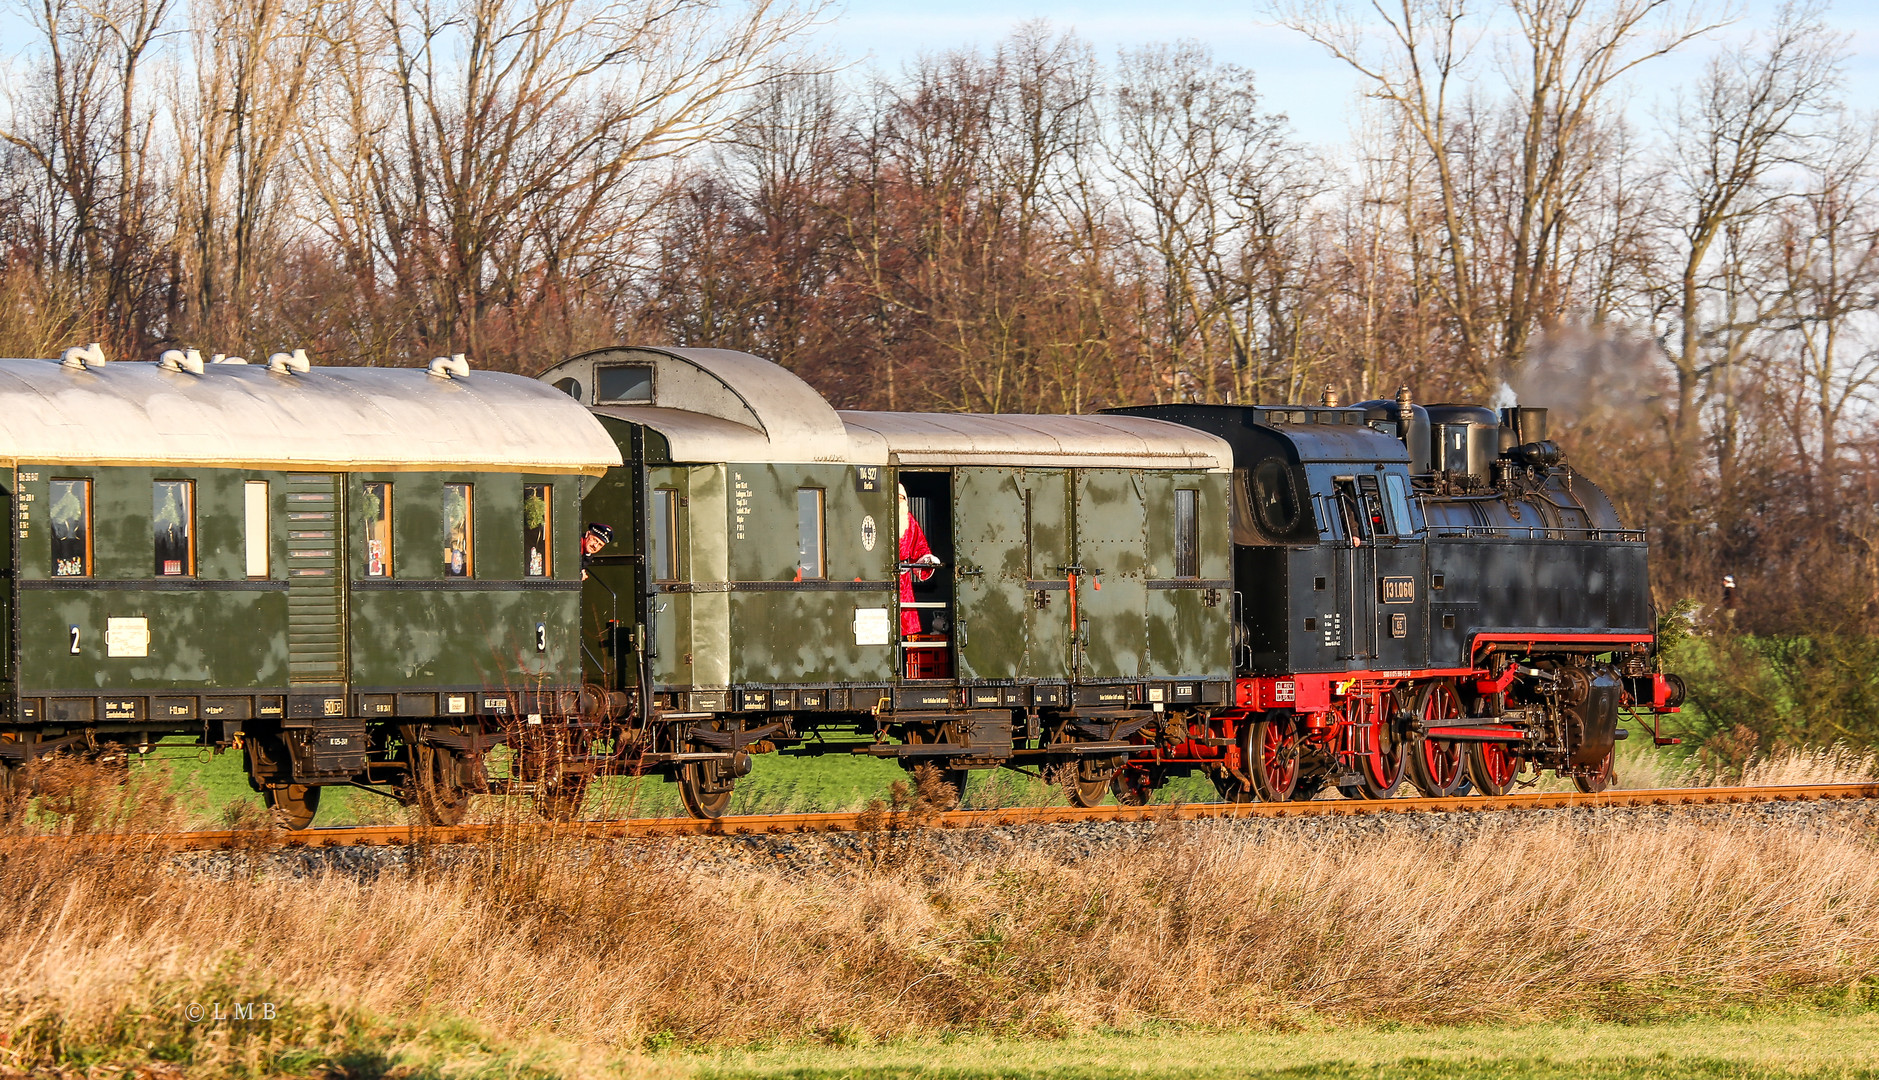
(428, 353), (470, 380)
(267, 349), (311, 375)
(158, 348), (205, 374)
(59, 342), (106, 370)
(211, 353), (248, 365)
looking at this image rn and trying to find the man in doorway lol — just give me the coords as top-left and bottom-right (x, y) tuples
(898, 484), (941, 635)
(581, 522), (613, 581)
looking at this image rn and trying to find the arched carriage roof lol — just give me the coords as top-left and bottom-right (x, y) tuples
(0, 357), (621, 474)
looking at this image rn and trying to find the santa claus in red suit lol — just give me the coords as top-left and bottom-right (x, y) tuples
(898, 483), (941, 635)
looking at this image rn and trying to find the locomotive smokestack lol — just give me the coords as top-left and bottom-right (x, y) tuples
(1396, 385), (1413, 425)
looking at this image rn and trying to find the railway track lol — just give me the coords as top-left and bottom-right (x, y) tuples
(5, 781), (1877, 852)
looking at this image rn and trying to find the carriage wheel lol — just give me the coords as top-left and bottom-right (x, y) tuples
(1067, 758), (1115, 808)
(677, 759), (733, 819)
(1110, 766), (1153, 806)
(1248, 711), (1299, 802)
(0, 734), (27, 824)
(909, 762), (969, 809)
(1355, 697), (1405, 800)
(533, 773), (591, 821)
(1467, 740), (1520, 797)
(0, 762), (22, 824)
(1406, 681), (1467, 797)
(405, 736), (472, 827)
(262, 784), (321, 831)
(1574, 749), (1616, 794)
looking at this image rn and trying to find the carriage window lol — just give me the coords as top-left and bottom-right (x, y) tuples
(245, 481), (269, 577)
(1174, 489), (1199, 577)
(650, 489), (678, 581)
(524, 484), (552, 577)
(50, 479), (90, 577)
(595, 365), (653, 403)
(443, 483), (473, 577)
(153, 481), (194, 576)
(364, 482), (392, 577)
(1384, 473), (1421, 536)
(796, 488), (825, 580)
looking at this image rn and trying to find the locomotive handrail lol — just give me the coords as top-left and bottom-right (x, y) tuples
(1434, 526), (1646, 541)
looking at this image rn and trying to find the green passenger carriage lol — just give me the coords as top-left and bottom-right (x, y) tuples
(538, 347), (1238, 815)
(0, 348), (619, 826)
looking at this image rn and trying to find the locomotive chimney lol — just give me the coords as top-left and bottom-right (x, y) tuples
(1396, 385), (1413, 425)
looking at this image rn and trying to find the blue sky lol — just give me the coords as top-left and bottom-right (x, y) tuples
(819, 0), (1879, 149)
(0, 0), (1870, 150)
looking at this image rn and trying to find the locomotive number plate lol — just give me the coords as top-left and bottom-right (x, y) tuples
(1380, 576), (1416, 604)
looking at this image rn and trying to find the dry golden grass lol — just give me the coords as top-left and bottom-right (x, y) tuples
(2, 745), (1877, 1075)
(1, 784), (1877, 1076)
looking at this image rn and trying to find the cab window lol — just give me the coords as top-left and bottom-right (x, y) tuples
(1332, 478), (1370, 541)
(1384, 473), (1422, 535)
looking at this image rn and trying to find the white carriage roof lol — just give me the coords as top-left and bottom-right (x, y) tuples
(0, 357), (622, 474)
(840, 412), (1232, 471)
(540, 345), (1231, 469)
(540, 346), (855, 464)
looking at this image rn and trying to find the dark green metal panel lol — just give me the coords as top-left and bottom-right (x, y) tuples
(345, 471), (587, 692)
(951, 468), (1026, 681)
(1023, 471), (1074, 681)
(1143, 472), (1234, 679)
(1073, 469), (1148, 679)
(725, 463), (897, 685)
(648, 464), (698, 688)
(13, 464), (289, 695)
(951, 467), (1076, 682)
(286, 474), (345, 687)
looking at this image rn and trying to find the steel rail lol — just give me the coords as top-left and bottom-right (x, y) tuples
(5, 782), (1877, 853)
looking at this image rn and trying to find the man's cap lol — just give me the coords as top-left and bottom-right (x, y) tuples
(586, 522), (615, 544)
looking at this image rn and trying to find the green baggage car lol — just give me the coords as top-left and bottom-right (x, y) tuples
(540, 346), (1235, 816)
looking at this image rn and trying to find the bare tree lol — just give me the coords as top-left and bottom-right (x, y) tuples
(1654, 0), (1843, 486)
(299, 0), (824, 368)
(173, 0), (322, 347)
(1269, 0), (1716, 383)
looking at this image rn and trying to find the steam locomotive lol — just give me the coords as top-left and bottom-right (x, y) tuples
(1107, 392), (1683, 802)
(0, 345), (1680, 826)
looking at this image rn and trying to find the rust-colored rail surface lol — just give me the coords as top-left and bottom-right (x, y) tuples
(8, 782), (1877, 853)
